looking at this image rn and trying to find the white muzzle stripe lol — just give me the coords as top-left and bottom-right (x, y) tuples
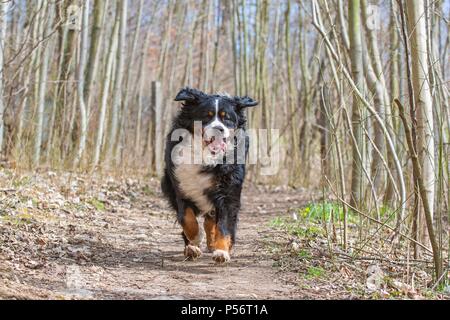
(205, 99), (230, 138)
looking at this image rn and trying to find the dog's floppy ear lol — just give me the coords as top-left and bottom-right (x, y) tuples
(234, 96), (258, 110)
(174, 87), (207, 104)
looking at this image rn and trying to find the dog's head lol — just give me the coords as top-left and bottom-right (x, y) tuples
(174, 87), (258, 156)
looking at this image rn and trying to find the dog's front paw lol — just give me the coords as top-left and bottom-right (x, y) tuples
(184, 245), (202, 260)
(212, 249), (230, 264)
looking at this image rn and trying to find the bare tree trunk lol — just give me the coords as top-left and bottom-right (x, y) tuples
(157, 1), (175, 83)
(0, 1), (7, 154)
(406, 0), (436, 247)
(181, 6), (200, 87)
(197, 0), (207, 89)
(395, 98), (443, 282)
(284, 1), (299, 173)
(73, 0), (90, 169)
(92, 18), (119, 169)
(240, 0), (249, 94)
(134, 5), (152, 159)
(211, 0), (222, 92)
(85, 0), (109, 108)
(338, 0), (350, 50)
(106, 0), (127, 164)
(152, 81), (163, 176)
(361, 0), (389, 196)
(203, 0), (213, 91)
(33, 1), (54, 168)
(57, 0), (78, 157)
(349, 0), (365, 211)
(15, 3), (41, 157)
(298, 6), (313, 183)
(385, 2), (401, 205)
(116, 0), (143, 163)
(45, 1), (68, 162)
(230, 0), (239, 94)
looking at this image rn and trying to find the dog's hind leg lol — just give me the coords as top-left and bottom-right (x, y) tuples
(180, 206), (203, 260)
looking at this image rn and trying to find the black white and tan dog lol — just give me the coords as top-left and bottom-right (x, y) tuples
(161, 87), (258, 263)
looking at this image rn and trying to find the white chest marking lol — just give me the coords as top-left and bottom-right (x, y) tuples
(174, 164), (215, 214)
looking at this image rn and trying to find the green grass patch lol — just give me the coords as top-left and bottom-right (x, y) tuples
(12, 176), (32, 188)
(378, 205), (397, 223)
(306, 266), (325, 279)
(269, 216), (324, 238)
(297, 250), (312, 260)
(298, 202), (358, 224)
(269, 216), (285, 228)
(1, 212), (34, 226)
(89, 198), (106, 211)
(63, 202), (87, 212)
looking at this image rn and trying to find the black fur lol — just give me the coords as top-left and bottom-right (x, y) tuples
(161, 87), (257, 248)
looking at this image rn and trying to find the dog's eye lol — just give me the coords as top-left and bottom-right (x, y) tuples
(220, 111), (227, 118)
(207, 111), (214, 117)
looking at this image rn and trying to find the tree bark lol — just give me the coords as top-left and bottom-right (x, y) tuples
(116, 0), (143, 163)
(92, 17), (119, 169)
(406, 0), (436, 246)
(33, 1), (54, 168)
(395, 98), (442, 282)
(0, 1), (7, 154)
(84, 0), (108, 106)
(106, 0), (127, 164)
(349, 0), (365, 210)
(73, 0), (90, 169)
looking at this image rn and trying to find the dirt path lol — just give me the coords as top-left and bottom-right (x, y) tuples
(0, 172), (311, 299)
(86, 189), (304, 299)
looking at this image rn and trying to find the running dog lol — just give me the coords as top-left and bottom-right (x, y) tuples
(161, 87), (258, 263)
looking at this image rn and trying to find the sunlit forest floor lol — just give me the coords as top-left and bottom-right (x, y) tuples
(0, 170), (447, 300)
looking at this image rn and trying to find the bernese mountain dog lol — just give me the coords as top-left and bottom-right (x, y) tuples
(161, 87), (258, 263)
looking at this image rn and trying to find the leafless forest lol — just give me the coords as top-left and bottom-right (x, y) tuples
(0, 0), (449, 299)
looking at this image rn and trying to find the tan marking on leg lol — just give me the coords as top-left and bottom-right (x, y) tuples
(212, 226), (231, 263)
(204, 214), (216, 252)
(182, 207), (199, 243)
(182, 207), (202, 260)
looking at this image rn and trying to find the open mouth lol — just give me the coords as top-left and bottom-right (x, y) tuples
(203, 136), (228, 155)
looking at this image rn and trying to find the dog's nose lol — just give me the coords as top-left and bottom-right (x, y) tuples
(212, 126), (225, 134)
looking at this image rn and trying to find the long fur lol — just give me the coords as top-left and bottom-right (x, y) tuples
(161, 87), (257, 248)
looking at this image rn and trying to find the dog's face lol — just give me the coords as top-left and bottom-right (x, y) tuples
(174, 87), (258, 156)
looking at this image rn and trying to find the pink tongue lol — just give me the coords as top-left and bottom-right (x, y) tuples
(208, 139), (226, 153)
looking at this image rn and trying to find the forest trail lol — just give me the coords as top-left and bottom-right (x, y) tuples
(0, 172), (311, 299)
